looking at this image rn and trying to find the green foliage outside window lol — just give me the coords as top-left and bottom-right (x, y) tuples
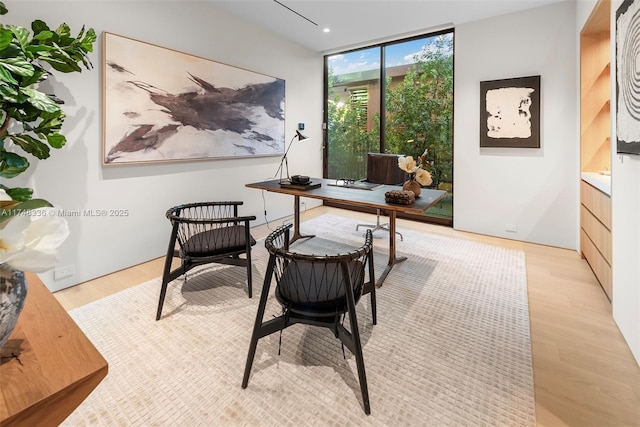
(384, 35), (453, 188)
(327, 34), (453, 189)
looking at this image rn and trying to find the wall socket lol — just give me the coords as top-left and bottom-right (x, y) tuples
(54, 264), (75, 280)
(505, 224), (518, 233)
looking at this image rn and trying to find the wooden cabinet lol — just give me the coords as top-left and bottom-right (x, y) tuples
(580, 0), (612, 301)
(580, 180), (612, 300)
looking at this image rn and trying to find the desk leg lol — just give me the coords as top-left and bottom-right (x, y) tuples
(290, 195), (315, 243)
(376, 211), (407, 287)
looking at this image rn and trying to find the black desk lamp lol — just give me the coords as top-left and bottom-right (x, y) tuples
(276, 130), (309, 184)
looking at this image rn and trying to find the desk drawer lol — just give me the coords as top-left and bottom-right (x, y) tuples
(580, 229), (612, 300)
(580, 180), (611, 229)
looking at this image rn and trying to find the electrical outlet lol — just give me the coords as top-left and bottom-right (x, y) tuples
(505, 224), (518, 233)
(54, 265), (75, 280)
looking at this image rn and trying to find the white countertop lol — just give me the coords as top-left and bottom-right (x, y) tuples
(581, 172), (611, 196)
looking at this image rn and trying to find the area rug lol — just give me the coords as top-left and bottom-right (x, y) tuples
(64, 214), (535, 426)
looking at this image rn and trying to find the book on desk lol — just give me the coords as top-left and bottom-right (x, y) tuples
(279, 181), (321, 191)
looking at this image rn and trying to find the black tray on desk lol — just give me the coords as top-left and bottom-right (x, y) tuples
(279, 181), (321, 191)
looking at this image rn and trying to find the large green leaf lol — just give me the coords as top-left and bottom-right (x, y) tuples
(0, 54), (34, 77)
(0, 2), (8, 15)
(9, 134), (51, 159)
(22, 87), (59, 113)
(32, 30), (54, 42)
(0, 83), (19, 102)
(1, 185), (33, 202)
(7, 25), (29, 51)
(31, 20), (51, 37)
(0, 28), (12, 50)
(0, 150), (29, 178)
(46, 132), (65, 149)
(0, 65), (18, 85)
(32, 110), (65, 135)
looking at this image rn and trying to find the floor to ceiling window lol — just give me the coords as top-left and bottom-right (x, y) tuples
(324, 30), (454, 225)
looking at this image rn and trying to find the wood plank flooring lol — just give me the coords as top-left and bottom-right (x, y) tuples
(54, 206), (640, 426)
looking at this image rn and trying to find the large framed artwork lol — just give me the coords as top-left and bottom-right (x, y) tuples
(102, 33), (285, 165)
(616, 0), (640, 155)
(479, 75), (541, 148)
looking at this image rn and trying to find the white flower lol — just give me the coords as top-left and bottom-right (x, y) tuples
(415, 168), (433, 186)
(0, 208), (69, 272)
(398, 155), (418, 173)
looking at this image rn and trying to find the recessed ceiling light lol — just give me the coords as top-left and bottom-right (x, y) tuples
(323, 28), (331, 33)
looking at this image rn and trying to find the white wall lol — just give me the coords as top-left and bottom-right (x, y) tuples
(4, 1), (324, 291)
(610, 0), (640, 364)
(454, 1), (578, 249)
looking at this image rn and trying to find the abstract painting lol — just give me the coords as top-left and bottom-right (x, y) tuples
(616, 0), (640, 155)
(102, 33), (285, 164)
(479, 75), (541, 148)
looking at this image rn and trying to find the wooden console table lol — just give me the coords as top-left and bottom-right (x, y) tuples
(0, 273), (108, 426)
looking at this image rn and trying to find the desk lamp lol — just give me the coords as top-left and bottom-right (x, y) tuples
(276, 130), (309, 184)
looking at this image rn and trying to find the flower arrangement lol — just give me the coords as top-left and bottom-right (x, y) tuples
(0, 189), (69, 272)
(397, 148), (433, 186)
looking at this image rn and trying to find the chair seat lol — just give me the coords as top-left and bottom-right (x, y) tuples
(275, 260), (364, 316)
(182, 226), (256, 257)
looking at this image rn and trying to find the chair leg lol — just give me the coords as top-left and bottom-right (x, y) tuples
(242, 258), (275, 388)
(246, 250), (253, 299)
(343, 267), (371, 415)
(156, 277), (170, 321)
(356, 210), (403, 241)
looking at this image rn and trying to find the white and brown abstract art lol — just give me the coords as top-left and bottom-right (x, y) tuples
(616, 0), (640, 155)
(102, 33), (285, 164)
(480, 75), (541, 148)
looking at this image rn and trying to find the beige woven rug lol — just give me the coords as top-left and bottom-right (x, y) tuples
(65, 214), (535, 426)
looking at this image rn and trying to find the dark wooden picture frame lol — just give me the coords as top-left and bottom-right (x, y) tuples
(616, 0), (640, 155)
(480, 75), (541, 148)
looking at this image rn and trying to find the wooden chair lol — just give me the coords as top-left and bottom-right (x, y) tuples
(156, 201), (256, 320)
(356, 152), (406, 240)
(241, 223), (377, 414)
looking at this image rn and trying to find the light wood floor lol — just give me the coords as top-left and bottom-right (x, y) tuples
(54, 206), (640, 426)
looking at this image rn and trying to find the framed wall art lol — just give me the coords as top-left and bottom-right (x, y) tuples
(479, 75), (541, 148)
(102, 32), (285, 165)
(616, 0), (640, 155)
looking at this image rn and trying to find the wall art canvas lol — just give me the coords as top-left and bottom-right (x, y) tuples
(616, 0), (640, 155)
(103, 32), (285, 164)
(479, 75), (541, 148)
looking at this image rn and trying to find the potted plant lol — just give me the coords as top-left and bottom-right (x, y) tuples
(0, 1), (96, 349)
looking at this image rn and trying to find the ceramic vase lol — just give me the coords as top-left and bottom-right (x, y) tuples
(402, 176), (422, 197)
(0, 264), (27, 350)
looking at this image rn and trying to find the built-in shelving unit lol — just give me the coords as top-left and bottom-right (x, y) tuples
(580, 0), (612, 300)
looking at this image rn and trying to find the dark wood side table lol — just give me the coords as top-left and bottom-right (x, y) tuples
(0, 273), (108, 426)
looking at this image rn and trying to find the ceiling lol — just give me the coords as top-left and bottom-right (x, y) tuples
(210, 0), (567, 53)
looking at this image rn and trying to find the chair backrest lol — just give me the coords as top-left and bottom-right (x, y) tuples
(166, 201), (255, 258)
(365, 152), (406, 185)
(264, 224), (374, 315)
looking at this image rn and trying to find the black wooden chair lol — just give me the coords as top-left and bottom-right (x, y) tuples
(356, 152), (406, 240)
(156, 201), (256, 320)
(242, 223), (376, 415)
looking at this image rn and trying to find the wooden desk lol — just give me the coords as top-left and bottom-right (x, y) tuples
(0, 273), (108, 427)
(247, 178), (446, 286)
